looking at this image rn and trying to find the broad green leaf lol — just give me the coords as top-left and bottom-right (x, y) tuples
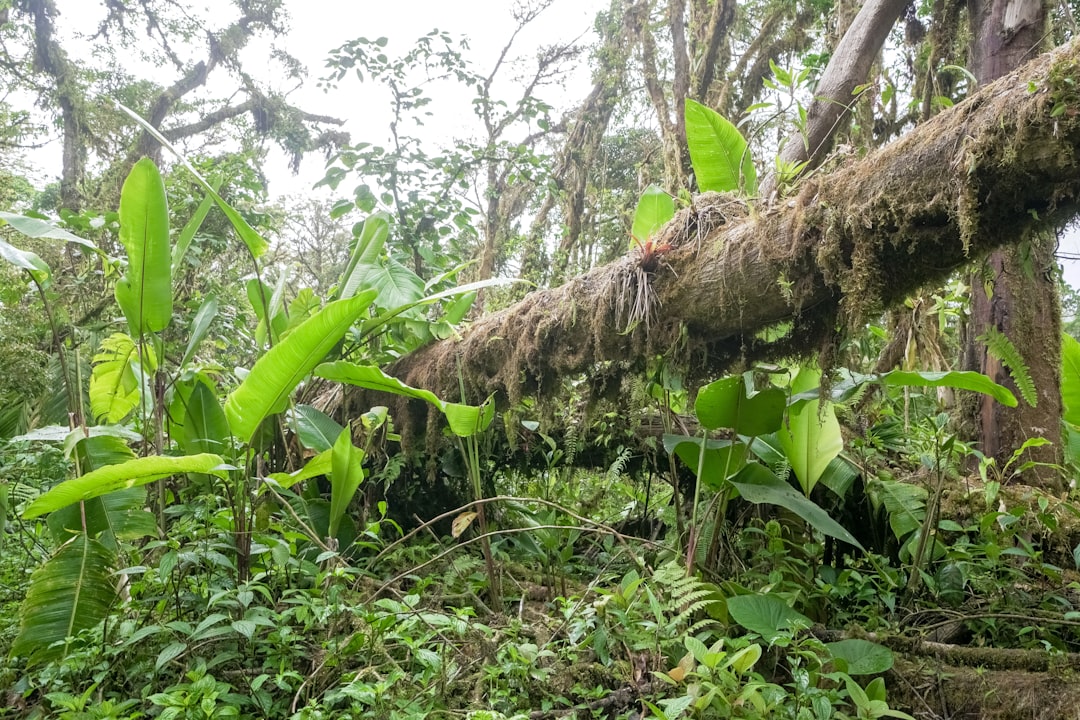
(23, 453), (226, 519)
(357, 277), (517, 339)
(171, 184), (218, 271)
(728, 463), (865, 549)
(878, 369), (1016, 407)
(350, 259), (425, 310)
(818, 455), (859, 499)
(826, 639), (894, 675)
(10, 536), (117, 666)
(266, 449), (332, 491)
(315, 361), (494, 437)
(115, 158), (172, 336)
(89, 333), (152, 424)
(695, 375), (785, 435)
(339, 212), (391, 300)
(224, 290), (377, 444)
(117, 104), (269, 258)
(170, 378), (229, 456)
(442, 290), (477, 324)
(0, 211), (98, 251)
(684, 98), (757, 195)
(0, 238), (50, 283)
(1063, 334), (1080, 426)
(866, 477), (926, 541)
(290, 404), (345, 452)
(47, 487), (156, 551)
(329, 426), (365, 537)
(726, 592), (811, 643)
(246, 276), (287, 347)
(663, 434), (746, 489)
(180, 296), (219, 368)
(631, 185), (675, 246)
(778, 366), (843, 496)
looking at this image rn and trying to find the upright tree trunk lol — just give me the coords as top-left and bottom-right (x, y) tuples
(963, 0), (1062, 488)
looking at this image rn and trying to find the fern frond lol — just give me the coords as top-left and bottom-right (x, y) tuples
(607, 446), (632, 483)
(979, 327), (1036, 407)
(564, 423), (579, 466)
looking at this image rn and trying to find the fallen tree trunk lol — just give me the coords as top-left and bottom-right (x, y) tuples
(380, 39), (1080, 413)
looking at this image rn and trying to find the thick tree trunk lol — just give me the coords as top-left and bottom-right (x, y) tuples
(963, 0), (1061, 487)
(374, 39), (1080, 420)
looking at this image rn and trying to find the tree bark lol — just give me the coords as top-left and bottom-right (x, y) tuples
(373, 39), (1080, 419)
(963, 0), (1060, 487)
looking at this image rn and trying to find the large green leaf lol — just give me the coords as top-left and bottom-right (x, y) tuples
(1062, 334), (1080, 426)
(663, 434), (746, 489)
(866, 477), (926, 541)
(778, 366), (843, 496)
(339, 212), (391, 300)
(315, 362), (494, 437)
(10, 536), (117, 666)
(0, 238), (50, 283)
(266, 449), (332, 491)
(170, 378), (229, 456)
(878, 369), (1016, 407)
(0, 211), (99, 252)
(23, 453), (226, 519)
(89, 333), (149, 424)
(726, 592), (811, 643)
(224, 290), (377, 444)
(684, 98), (757, 195)
(825, 639), (894, 675)
(290, 405), (345, 453)
(695, 375), (785, 435)
(728, 463), (865, 550)
(329, 427), (365, 538)
(179, 296), (219, 368)
(118, 104), (269, 258)
(631, 185), (675, 246)
(115, 158), (172, 336)
(357, 259), (426, 310)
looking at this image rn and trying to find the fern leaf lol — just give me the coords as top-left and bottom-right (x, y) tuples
(979, 328), (1036, 407)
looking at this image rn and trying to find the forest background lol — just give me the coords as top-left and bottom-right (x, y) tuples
(6, 0), (1080, 718)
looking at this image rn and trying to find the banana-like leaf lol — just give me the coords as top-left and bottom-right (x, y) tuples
(0, 238), (50, 283)
(10, 536), (117, 666)
(631, 185), (675, 246)
(329, 426), (365, 538)
(22, 453), (226, 519)
(117, 104), (269, 258)
(224, 290), (378, 444)
(89, 333), (152, 424)
(729, 462), (864, 550)
(778, 366), (843, 496)
(289, 405), (345, 452)
(170, 378), (229, 456)
(115, 158), (172, 336)
(266, 449), (332, 491)
(339, 212), (391, 300)
(315, 362), (494, 437)
(684, 98), (758, 195)
(0, 211), (99, 252)
(179, 296), (219, 368)
(1062, 333), (1080, 426)
(172, 185), (218, 271)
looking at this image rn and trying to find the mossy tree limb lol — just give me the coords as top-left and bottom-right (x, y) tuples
(374, 39), (1080, 433)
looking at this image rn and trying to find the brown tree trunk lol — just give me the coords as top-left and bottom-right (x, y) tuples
(963, 0), (1061, 488)
(370, 41), (1080, 422)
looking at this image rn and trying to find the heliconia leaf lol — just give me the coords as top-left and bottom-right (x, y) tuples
(179, 296), (219, 368)
(329, 426), (365, 538)
(0, 238), (50, 283)
(117, 103), (269, 258)
(684, 98), (757, 195)
(172, 185), (218, 272)
(315, 361), (494, 437)
(10, 536), (117, 666)
(778, 366), (843, 496)
(728, 462), (864, 550)
(170, 377), (229, 456)
(266, 449), (332, 491)
(631, 185), (675, 247)
(0, 211), (99, 251)
(1062, 334), (1080, 426)
(224, 290), (378, 444)
(22, 453), (226, 519)
(290, 405), (345, 453)
(878, 369), (1017, 407)
(115, 157), (172, 336)
(89, 333), (153, 424)
(452, 511), (478, 538)
(339, 212), (391, 300)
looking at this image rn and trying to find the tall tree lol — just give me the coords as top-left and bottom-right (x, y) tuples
(0, 0), (346, 212)
(961, 0), (1061, 486)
